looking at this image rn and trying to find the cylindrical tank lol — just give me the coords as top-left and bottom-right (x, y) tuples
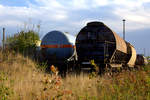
(75, 21), (136, 67)
(41, 30), (75, 64)
(135, 54), (148, 65)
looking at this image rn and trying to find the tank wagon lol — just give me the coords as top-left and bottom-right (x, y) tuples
(41, 30), (75, 65)
(75, 21), (136, 68)
(135, 54), (148, 66)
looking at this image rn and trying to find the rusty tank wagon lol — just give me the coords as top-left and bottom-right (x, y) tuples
(135, 54), (148, 66)
(75, 21), (137, 68)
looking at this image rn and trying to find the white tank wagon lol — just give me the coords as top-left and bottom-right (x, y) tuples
(40, 30), (75, 64)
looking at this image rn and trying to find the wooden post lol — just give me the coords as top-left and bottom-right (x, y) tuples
(2, 28), (5, 51)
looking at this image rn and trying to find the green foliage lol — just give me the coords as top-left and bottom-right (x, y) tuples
(0, 84), (13, 100)
(147, 56), (150, 63)
(6, 30), (39, 54)
(95, 65), (150, 100)
(0, 72), (13, 100)
(90, 60), (99, 74)
(36, 62), (48, 72)
(147, 56), (150, 59)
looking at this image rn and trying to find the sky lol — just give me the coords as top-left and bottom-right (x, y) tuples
(0, 0), (150, 56)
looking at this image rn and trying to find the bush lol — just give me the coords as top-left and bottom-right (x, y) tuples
(6, 30), (40, 55)
(0, 72), (13, 100)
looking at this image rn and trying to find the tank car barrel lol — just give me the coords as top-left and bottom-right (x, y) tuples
(75, 21), (137, 68)
(41, 30), (75, 64)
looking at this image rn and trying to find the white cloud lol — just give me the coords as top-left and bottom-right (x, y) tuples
(142, 0), (150, 2)
(113, 0), (142, 8)
(92, 0), (110, 7)
(0, 3), (68, 26)
(113, 2), (150, 31)
(35, 0), (64, 8)
(0, 20), (23, 27)
(71, 0), (88, 9)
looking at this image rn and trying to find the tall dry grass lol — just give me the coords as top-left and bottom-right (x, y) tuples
(0, 51), (150, 100)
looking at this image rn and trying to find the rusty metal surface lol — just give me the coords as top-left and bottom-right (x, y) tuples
(127, 44), (137, 67)
(75, 21), (128, 65)
(110, 64), (122, 67)
(111, 30), (127, 53)
(102, 23), (127, 53)
(76, 22), (127, 54)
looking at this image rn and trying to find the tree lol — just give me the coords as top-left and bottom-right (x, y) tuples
(6, 30), (40, 55)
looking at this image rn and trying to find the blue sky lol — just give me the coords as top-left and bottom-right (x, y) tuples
(0, 0), (150, 56)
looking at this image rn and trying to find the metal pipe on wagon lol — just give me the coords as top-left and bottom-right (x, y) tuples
(123, 19), (126, 40)
(2, 28), (5, 51)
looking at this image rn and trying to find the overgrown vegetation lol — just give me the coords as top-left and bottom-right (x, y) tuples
(0, 51), (150, 100)
(6, 30), (39, 55)
(0, 72), (13, 100)
(147, 56), (150, 63)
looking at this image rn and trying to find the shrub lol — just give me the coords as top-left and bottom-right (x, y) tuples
(0, 72), (13, 100)
(6, 30), (39, 55)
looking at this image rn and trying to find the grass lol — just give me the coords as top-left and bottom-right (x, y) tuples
(0, 51), (150, 100)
